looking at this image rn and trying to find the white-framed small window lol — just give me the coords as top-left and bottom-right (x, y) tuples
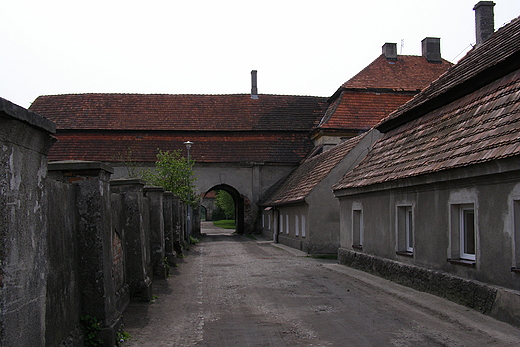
(267, 214), (271, 231)
(449, 203), (476, 263)
(352, 209), (363, 249)
(295, 215), (299, 237)
(279, 214), (284, 234)
(397, 205), (414, 254)
(301, 215), (306, 238)
(286, 215), (289, 235)
(460, 205), (476, 261)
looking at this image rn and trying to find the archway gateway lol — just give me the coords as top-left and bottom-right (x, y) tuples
(204, 184), (245, 235)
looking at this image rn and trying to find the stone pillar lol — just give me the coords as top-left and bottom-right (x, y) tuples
(48, 161), (121, 346)
(144, 186), (168, 278)
(163, 192), (176, 264)
(0, 98), (56, 347)
(110, 179), (152, 301)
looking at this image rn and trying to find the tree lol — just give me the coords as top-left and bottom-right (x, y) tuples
(142, 149), (198, 205)
(215, 190), (235, 219)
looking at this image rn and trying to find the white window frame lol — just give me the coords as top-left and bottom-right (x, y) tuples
(301, 215), (306, 238)
(459, 204), (476, 261)
(513, 200), (520, 269)
(279, 214), (284, 234)
(450, 202), (476, 263)
(286, 214), (289, 235)
(295, 215), (299, 237)
(397, 205), (414, 254)
(352, 209), (363, 249)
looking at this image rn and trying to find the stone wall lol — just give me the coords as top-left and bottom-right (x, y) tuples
(0, 97), (193, 347)
(0, 98), (55, 347)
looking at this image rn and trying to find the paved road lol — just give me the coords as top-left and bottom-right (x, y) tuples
(123, 222), (520, 346)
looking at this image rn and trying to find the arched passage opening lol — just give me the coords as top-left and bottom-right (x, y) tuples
(203, 184), (245, 234)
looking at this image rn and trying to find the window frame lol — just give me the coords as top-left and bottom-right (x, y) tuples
(396, 205), (414, 256)
(449, 202), (477, 266)
(352, 208), (363, 249)
(459, 204), (476, 261)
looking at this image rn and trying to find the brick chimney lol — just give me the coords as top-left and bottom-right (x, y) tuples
(251, 70), (258, 99)
(421, 37), (442, 62)
(382, 43), (397, 59)
(473, 1), (495, 45)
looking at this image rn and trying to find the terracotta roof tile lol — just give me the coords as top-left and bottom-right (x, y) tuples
(378, 17), (520, 132)
(30, 93), (327, 132)
(342, 55), (452, 91)
(48, 132), (315, 164)
(334, 70), (520, 190)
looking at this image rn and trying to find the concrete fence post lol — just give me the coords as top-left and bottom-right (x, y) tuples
(144, 186), (168, 278)
(110, 179), (153, 301)
(48, 161), (121, 346)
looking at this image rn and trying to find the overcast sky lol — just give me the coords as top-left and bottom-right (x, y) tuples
(1, 0), (519, 108)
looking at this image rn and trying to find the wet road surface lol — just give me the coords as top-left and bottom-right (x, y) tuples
(123, 222), (520, 346)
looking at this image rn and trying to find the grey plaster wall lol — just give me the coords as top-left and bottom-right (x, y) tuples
(267, 130), (382, 254)
(336, 162), (520, 327)
(0, 99), (55, 347)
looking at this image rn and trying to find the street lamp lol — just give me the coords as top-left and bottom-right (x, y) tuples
(183, 141), (194, 241)
(184, 141), (193, 161)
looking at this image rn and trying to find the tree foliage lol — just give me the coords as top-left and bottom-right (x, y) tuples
(142, 149), (198, 205)
(215, 190), (235, 219)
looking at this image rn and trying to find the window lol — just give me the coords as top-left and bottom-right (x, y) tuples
(301, 215), (306, 238)
(267, 214), (271, 230)
(279, 214), (284, 234)
(286, 215), (289, 235)
(397, 205), (414, 255)
(460, 205), (475, 261)
(513, 200), (520, 272)
(352, 209), (363, 249)
(449, 203), (476, 264)
(295, 215), (299, 237)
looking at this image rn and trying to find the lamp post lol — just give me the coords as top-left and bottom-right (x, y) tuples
(183, 141), (194, 241)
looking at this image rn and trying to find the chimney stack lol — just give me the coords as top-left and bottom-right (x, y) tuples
(251, 70), (258, 99)
(473, 1), (495, 45)
(382, 43), (397, 59)
(421, 37), (442, 62)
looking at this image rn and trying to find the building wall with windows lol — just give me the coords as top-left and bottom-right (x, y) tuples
(337, 172), (520, 291)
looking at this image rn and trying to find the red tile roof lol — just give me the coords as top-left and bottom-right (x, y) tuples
(315, 54), (452, 135)
(262, 133), (366, 205)
(317, 90), (415, 132)
(334, 18), (520, 191)
(30, 93), (326, 131)
(47, 132), (316, 164)
(29, 93), (328, 164)
(342, 55), (452, 92)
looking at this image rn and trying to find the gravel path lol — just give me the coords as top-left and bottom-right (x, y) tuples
(122, 223), (520, 346)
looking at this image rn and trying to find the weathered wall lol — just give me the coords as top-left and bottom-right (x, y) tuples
(45, 178), (83, 346)
(336, 161), (520, 327)
(0, 99), (55, 347)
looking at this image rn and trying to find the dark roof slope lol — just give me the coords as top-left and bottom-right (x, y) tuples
(30, 93), (327, 132)
(262, 133), (366, 205)
(334, 18), (520, 191)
